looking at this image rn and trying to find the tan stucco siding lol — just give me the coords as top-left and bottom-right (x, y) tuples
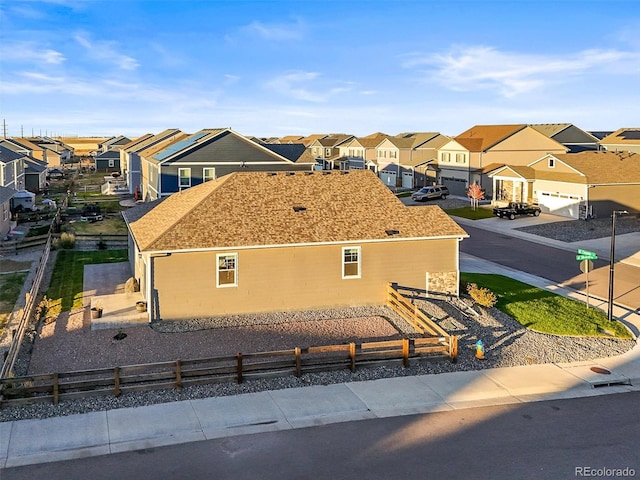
(150, 239), (460, 320)
(493, 129), (567, 154)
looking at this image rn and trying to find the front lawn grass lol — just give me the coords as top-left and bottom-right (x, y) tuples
(445, 206), (494, 220)
(0, 272), (29, 334)
(46, 249), (128, 315)
(461, 273), (632, 338)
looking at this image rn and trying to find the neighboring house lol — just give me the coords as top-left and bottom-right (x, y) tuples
(599, 128), (640, 154)
(24, 157), (48, 193)
(0, 145), (25, 190)
(0, 186), (16, 239)
(437, 124), (568, 197)
(307, 134), (354, 170)
(400, 133), (451, 188)
(26, 137), (74, 166)
(120, 130), (183, 196)
(376, 136), (416, 188)
(338, 132), (390, 173)
(97, 135), (132, 153)
(530, 123), (600, 153)
(488, 151), (640, 218)
(140, 128), (316, 201)
(1, 138), (47, 162)
(123, 170), (468, 321)
(94, 150), (121, 172)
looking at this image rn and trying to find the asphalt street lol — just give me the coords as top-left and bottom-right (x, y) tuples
(4, 392), (638, 480)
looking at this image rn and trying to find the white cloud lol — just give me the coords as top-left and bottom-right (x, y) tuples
(2, 42), (65, 64)
(403, 45), (640, 97)
(74, 32), (139, 70)
(241, 18), (305, 41)
(265, 71), (353, 102)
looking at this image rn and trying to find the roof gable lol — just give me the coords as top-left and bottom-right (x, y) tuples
(125, 170), (468, 252)
(455, 124), (527, 151)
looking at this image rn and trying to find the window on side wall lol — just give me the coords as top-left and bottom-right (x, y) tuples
(217, 253), (237, 287)
(203, 167), (216, 182)
(342, 247), (361, 279)
(178, 168), (191, 189)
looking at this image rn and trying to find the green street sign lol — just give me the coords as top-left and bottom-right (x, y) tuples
(578, 249), (596, 256)
(576, 254), (597, 261)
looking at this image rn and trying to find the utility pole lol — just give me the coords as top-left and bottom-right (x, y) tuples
(2, 119), (7, 138)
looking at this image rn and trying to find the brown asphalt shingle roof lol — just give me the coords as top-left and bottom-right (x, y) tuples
(455, 124), (526, 151)
(124, 170), (468, 252)
(552, 151), (640, 183)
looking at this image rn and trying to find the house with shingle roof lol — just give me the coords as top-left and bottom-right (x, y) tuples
(140, 128), (316, 201)
(0, 145), (25, 190)
(436, 124), (568, 197)
(599, 128), (640, 154)
(123, 169), (468, 320)
(24, 157), (48, 193)
(120, 129), (183, 197)
(307, 134), (355, 169)
(530, 123), (600, 153)
(488, 151), (640, 218)
(337, 132), (391, 173)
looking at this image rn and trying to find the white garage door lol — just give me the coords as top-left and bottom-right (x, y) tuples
(537, 192), (581, 219)
(402, 172), (413, 189)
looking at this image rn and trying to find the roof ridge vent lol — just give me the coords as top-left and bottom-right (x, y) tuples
(267, 172), (277, 176)
(385, 229), (400, 236)
(293, 206), (307, 212)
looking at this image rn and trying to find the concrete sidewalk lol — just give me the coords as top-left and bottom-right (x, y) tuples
(1, 254), (639, 468)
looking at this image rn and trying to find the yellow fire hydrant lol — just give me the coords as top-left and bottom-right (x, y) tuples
(475, 340), (485, 360)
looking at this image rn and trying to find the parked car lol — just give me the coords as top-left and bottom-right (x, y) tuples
(411, 185), (449, 201)
(493, 202), (541, 220)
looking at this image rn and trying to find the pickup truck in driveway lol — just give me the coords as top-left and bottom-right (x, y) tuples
(493, 202), (542, 220)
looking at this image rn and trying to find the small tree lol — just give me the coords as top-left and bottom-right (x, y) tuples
(467, 182), (485, 210)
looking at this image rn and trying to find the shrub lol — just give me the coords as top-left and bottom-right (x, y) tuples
(59, 232), (76, 249)
(466, 283), (498, 308)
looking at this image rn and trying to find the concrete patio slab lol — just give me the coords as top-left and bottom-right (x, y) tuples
(5, 411), (110, 467)
(107, 401), (205, 454)
(346, 376), (453, 418)
(90, 292), (147, 330)
(191, 391), (291, 439)
(268, 383), (375, 428)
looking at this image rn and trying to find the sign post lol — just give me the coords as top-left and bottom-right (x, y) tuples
(576, 250), (598, 309)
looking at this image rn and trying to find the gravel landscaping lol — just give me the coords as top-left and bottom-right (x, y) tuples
(517, 215), (640, 242)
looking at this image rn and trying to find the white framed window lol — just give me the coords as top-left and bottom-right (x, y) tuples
(216, 253), (237, 287)
(548, 158), (555, 168)
(108, 159), (115, 167)
(390, 151), (397, 159)
(455, 153), (465, 163)
(203, 167), (216, 182)
(178, 168), (191, 189)
(325, 148), (331, 156)
(441, 152), (451, 163)
(342, 247), (361, 279)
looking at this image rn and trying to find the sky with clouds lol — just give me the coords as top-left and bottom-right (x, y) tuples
(1, 0), (639, 138)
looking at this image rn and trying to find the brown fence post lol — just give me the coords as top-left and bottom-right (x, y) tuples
(402, 338), (410, 368)
(349, 342), (356, 372)
(175, 360), (182, 390)
(114, 367), (121, 397)
(52, 373), (59, 405)
(236, 352), (243, 384)
(294, 347), (301, 377)
(450, 336), (458, 363)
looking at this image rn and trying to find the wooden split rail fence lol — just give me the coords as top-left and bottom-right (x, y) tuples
(0, 337), (457, 407)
